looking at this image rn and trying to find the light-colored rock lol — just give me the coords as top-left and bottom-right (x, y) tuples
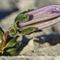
(20, 39), (34, 56)
(17, 0), (36, 11)
(0, 0), (18, 10)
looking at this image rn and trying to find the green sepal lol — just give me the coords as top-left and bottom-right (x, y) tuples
(21, 27), (37, 35)
(15, 12), (29, 23)
(8, 26), (17, 36)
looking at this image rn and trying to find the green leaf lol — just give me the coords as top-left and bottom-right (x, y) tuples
(0, 27), (4, 40)
(6, 38), (16, 48)
(21, 27), (37, 35)
(0, 27), (4, 32)
(6, 48), (17, 55)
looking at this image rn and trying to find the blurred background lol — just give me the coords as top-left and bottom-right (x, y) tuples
(0, 0), (60, 19)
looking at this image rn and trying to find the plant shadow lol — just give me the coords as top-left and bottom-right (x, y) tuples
(36, 34), (60, 45)
(16, 35), (30, 55)
(0, 7), (19, 20)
